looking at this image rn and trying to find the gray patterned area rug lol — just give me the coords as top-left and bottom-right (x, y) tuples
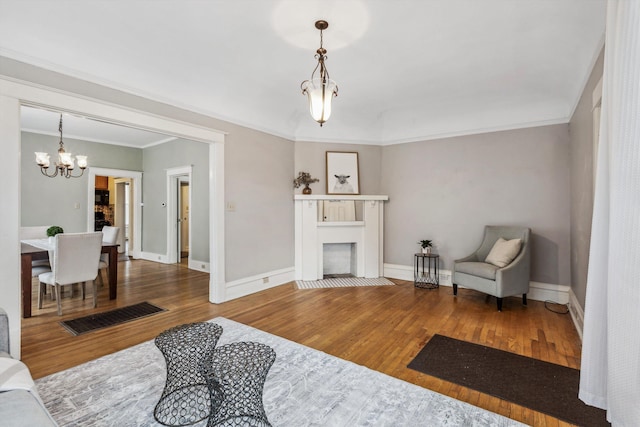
(35, 317), (524, 427)
(296, 277), (395, 289)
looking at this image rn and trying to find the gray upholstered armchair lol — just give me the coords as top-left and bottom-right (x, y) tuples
(453, 225), (531, 311)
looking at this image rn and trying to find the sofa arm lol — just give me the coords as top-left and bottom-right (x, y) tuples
(0, 308), (9, 355)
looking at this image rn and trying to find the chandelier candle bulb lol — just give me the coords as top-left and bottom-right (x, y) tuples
(76, 155), (88, 169)
(35, 152), (50, 168)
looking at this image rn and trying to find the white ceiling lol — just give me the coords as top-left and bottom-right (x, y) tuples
(0, 0), (606, 146)
(21, 107), (175, 148)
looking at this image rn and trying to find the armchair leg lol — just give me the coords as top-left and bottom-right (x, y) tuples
(496, 298), (503, 311)
(522, 294), (527, 306)
(453, 283), (458, 295)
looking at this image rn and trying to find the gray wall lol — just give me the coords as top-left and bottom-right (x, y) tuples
(568, 47), (605, 307)
(225, 124), (294, 282)
(21, 131), (142, 232)
(294, 142), (382, 195)
(141, 138), (209, 261)
(380, 125), (572, 285)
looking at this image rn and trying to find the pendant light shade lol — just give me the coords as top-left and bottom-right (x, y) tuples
(301, 20), (338, 126)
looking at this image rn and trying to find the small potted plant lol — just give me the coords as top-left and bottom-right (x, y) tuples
(293, 171), (319, 195)
(47, 225), (64, 245)
(418, 239), (433, 254)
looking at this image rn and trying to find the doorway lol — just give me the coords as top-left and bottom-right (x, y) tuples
(178, 178), (190, 265)
(87, 167), (142, 259)
(166, 166), (192, 265)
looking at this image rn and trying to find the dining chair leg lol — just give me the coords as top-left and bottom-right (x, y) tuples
(37, 282), (45, 309)
(97, 269), (106, 288)
(55, 286), (63, 316)
(92, 280), (97, 308)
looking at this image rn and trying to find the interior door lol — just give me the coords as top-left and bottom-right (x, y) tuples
(179, 180), (190, 259)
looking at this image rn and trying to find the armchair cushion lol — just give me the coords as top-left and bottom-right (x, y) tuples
(455, 262), (498, 280)
(485, 237), (522, 268)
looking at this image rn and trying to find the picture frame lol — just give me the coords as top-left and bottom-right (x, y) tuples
(326, 151), (360, 195)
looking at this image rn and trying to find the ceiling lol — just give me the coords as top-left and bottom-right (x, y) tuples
(0, 0), (606, 146)
(21, 107), (175, 148)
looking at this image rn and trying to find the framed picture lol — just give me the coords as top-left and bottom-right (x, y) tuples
(326, 151), (360, 194)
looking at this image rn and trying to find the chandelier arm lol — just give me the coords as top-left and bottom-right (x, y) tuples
(67, 168), (85, 179)
(40, 166), (59, 178)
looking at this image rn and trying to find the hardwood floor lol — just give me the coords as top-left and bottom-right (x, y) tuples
(21, 259), (582, 426)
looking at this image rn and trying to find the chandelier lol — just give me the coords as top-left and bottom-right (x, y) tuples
(35, 114), (88, 178)
(301, 20), (338, 126)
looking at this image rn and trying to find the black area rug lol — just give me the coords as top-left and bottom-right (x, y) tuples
(408, 334), (609, 427)
(60, 302), (166, 336)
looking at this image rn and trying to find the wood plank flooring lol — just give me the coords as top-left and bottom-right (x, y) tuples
(21, 259), (582, 426)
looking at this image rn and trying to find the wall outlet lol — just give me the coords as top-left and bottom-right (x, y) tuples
(262, 277), (269, 284)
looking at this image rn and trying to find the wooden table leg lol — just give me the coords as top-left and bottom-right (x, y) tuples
(108, 246), (118, 300)
(21, 253), (33, 318)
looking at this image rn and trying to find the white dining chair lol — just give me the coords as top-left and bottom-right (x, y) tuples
(38, 232), (103, 315)
(97, 226), (120, 286)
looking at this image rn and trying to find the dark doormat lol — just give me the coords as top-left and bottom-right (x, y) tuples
(60, 302), (166, 336)
(408, 334), (609, 427)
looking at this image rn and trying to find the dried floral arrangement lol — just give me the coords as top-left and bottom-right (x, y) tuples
(293, 171), (319, 194)
(293, 171), (319, 188)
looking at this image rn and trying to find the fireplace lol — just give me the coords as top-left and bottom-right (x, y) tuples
(294, 195), (388, 281)
(323, 243), (357, 278)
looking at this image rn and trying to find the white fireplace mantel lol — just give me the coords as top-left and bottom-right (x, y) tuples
(294, 195), (389, 281)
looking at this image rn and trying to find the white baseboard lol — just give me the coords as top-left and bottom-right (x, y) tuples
(188, 259), (209, 272)
(224, 267), (295, 301)
(138, 253), (210, 272)
(528, 281), (570, 304)
(384, 263), (453, 286)
(568, 288), (584, 341)
(383, 263), (569, 303)
(140, 252), (169, 264)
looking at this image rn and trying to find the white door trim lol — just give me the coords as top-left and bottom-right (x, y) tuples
(166, 166), (192, 264)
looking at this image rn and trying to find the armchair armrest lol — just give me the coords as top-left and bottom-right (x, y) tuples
(0, 307), (9, 355)
(495, 246), (530, 296)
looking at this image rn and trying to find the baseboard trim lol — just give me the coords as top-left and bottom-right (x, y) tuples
(383, 263), (569, 303)
(139, 252), (210, 273)
(224, 267), (295, 301)
(140, 252), (169, 264)
(188, 259), (210, 272)
(568, 288), (584, 341)
(529, 281), (570, 304)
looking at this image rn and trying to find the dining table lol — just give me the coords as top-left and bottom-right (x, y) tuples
(20, 239), (119, 318)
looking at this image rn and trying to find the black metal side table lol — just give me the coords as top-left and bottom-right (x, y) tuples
(414, 253), (439, 289)
(154, 322), (224, 426)
(200, 341), (276, 427)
